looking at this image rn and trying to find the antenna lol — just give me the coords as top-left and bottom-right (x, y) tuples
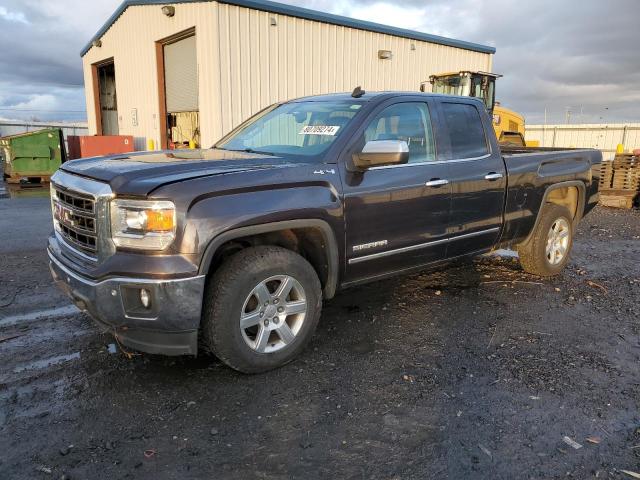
(351, 86), (365, 98)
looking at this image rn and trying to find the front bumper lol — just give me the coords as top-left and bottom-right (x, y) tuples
(48, 249), (205, 356)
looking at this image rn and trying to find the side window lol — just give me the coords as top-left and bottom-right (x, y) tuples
(441, 102), (489, 159)
(363, 102), (435, 163)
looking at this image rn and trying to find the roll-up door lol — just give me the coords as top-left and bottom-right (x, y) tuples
(164, 35), (198, 113)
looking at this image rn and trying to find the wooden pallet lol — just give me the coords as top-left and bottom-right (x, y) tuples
(599, 154), (640, 191)
(599, 189), (637, 209)
(599, 154), (639, 209)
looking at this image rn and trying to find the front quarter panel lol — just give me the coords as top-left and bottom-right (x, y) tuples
(150, 164), (344, 266)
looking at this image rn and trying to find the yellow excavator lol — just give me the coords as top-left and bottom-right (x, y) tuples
(421, 71), (536, 147)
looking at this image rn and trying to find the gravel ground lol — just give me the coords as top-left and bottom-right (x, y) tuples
(1, 190), (639, 479)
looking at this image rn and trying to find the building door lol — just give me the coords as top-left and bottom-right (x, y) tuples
(97, 62), (118, 135)
(163, 33), (199, 148)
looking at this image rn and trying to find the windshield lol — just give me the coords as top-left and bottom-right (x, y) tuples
(433, 74), (495, 112)
(216, 101), (363, 159)
(432, 75), (471, 97)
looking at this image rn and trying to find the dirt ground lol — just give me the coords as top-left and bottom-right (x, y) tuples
(1, 190), (639, 479)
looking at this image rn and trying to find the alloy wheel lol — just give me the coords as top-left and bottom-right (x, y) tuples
(240, 275), (307, 353)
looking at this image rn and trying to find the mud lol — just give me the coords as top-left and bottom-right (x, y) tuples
(1, 194), (639, 479)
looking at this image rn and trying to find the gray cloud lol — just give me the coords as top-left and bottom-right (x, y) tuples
(0, 0), (119, 121)
(298, 0), (640, 123)
(423, 0), (640, 123)
(1, 0), (638, 124)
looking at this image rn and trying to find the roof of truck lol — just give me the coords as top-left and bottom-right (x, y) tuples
(81, 0), (497, 56)
(289, 91), (487, 105)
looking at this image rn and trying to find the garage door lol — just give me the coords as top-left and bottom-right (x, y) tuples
(164, 35), (198, 113)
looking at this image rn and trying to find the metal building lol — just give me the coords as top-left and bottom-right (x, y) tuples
(81, 0), (495, 150)
(526, 124), (640, 160)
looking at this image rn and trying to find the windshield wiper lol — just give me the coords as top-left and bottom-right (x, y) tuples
(212, 146), (275, 156)
(232, 147), (275, 155)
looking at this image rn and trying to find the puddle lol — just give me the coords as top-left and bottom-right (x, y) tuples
(0, 305), (80, 327)
(0, 183), (50, 199)
(487, 248), (519, 258)
(12, 352), (80, 373)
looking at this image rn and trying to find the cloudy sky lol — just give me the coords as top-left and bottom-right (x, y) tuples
(1, 0), (639, 124)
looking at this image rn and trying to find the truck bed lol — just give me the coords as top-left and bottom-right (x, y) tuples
(499, 147), (602, 247)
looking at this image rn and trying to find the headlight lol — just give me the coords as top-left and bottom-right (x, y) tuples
(50, 184), (58, 231)
(110, 199), (176, 250)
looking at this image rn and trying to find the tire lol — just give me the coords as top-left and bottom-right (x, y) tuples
(517, 203), (574, 277)
(201, 246), (322, 374)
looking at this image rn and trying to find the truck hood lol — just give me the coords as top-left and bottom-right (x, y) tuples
(60, 148), (306, 196)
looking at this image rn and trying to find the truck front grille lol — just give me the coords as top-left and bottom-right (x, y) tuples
(56, 189), (95, 214)
(52, 186), (99, 258)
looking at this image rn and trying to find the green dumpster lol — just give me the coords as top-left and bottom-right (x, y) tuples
(0, 128), (66, 183)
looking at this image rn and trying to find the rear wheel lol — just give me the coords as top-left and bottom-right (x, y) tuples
(201, 246), (322, 373)
(517, 203), (574, 277)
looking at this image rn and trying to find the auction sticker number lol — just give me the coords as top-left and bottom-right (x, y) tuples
(299, 125), (340, 136)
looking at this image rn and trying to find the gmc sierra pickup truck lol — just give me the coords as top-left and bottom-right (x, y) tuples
(48, 91), (601, 373)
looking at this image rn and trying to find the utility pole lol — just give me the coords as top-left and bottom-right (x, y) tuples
(543, 107), (547, 147)
(565, 107), (572, 125)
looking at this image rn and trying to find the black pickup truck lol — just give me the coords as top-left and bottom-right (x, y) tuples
(48, 91), (601, 373)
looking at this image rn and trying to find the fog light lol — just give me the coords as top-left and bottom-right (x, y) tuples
(140, 288), (151, 308)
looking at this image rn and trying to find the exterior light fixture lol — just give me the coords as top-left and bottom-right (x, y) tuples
(410, 43), (416, 51)
(161, 5), (175, 17)
(270, 16), (277, 26)
(92, 40), (102, 48)
(378, 50), (392, 60)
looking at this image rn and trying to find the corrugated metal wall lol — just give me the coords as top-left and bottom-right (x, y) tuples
(83, 3), (219, 150)
(526, 124), (640, 161)
(82, 1), (493, 150)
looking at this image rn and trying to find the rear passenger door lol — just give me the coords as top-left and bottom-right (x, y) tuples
(437, 101), (506, 258)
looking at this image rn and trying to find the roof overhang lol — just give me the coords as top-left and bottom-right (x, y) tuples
(80, 0), (497, 57)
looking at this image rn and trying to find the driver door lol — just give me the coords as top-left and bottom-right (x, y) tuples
(341, 99), (452, 284)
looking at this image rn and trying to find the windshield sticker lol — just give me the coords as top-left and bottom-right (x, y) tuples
(299, 125), (341, 136)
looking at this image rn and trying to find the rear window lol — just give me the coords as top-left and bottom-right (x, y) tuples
(441, 102), (489, 159)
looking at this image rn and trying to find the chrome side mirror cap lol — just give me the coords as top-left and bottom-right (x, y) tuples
(351, 140), (409, 170)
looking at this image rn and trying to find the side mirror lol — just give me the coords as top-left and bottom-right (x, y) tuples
(350, 140), (409, 170)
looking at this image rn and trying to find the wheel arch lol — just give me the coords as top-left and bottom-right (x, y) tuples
(521, 180), (586, 246)
(198, 219), (340, 299)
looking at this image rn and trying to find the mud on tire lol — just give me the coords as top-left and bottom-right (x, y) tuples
(517, 203), (574, 277)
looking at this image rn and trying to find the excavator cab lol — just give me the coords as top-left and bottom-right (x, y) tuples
(422, 71), (502, 114)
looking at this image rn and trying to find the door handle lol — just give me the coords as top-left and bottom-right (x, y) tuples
(425, 179), (449, 187)
(484, 172), (504, 181)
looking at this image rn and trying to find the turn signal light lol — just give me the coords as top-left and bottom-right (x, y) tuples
(145, 210), (175, 232)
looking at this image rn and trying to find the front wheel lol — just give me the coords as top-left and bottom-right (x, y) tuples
(201, 246), (322, 373)
(517, 203), (574, 277)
